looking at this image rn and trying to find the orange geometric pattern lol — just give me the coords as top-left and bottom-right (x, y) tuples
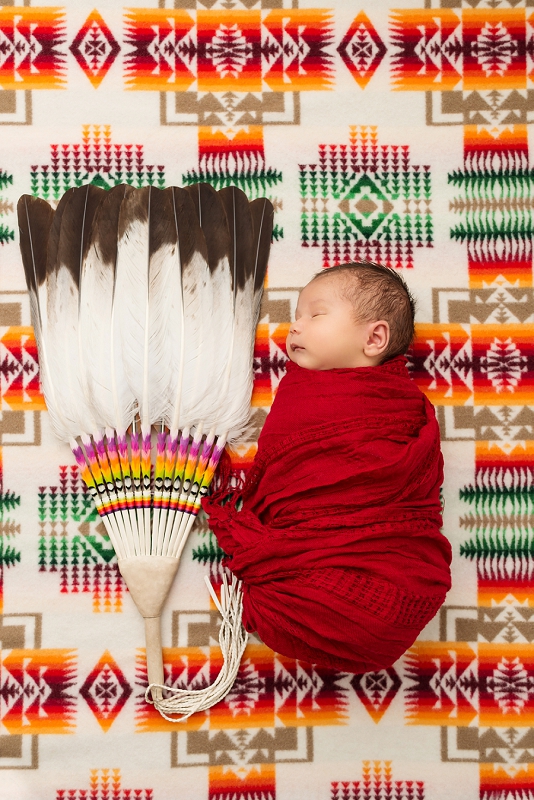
(391, 7), (531, 93)
(0, 648), (76, 734)
(405, 642), (478, 727)
(479, 644), (534, 727)
(463, 9), (527, 92)
(197, 10), (261, 93)
(390, 9), (463, 92)
(477, 579), (534, 610)
(351, 669), (402, 724)
(135, 643), (348, 733)
(124, 8), (334, 92)
(0, 7), (66, 90)
(56, 769), (154, 799)
(209, 764), (275, 799)
(79, 651), (132, 731)
(472, 325), (534, 405)
(337, 12), (386, 89)
(135, 646), (209, 733)
(262, 10), (334, 92)
(252, 320), (288, 409)
(69, 9), (120, 89)
(476, 440), (534, 474)
(410, 324), (472, 407)
(463, 124), (529, 160)
(409, 324), (534, 408)
(331, 761), (426, 800)
(480, 764), (534, 799)
(0, 327), (45, 412)
(406, 641), (534, 730)
(198, 126), (265, 160)
(123, 9), (196, 92)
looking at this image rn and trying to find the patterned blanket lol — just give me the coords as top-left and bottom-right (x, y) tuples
(0, 2), (531, 799)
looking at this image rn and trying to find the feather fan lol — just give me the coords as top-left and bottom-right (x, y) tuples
(17, 182), (274, 721)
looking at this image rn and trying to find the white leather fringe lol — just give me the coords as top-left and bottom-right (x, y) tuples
(144, 573), (248, 722)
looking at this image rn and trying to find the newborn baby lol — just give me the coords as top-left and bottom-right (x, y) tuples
(204, 262), (451, 674)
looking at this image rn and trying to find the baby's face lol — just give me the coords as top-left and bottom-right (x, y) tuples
(286, 277), (372, 370)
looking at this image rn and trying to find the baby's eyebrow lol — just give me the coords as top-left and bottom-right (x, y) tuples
(294, 297), (329, 317)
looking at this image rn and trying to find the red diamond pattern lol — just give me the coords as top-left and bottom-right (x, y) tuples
(80, 650), (132, 731)
(70, 10), (120, 89)
(337, 12), (386, 89)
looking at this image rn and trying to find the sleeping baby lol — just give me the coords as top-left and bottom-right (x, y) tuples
(203, 262), (452, 674)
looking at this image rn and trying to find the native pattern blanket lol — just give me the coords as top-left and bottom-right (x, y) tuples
(0, 1), (531, 798)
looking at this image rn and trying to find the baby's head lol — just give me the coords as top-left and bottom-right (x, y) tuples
(286, 262), (415, 371)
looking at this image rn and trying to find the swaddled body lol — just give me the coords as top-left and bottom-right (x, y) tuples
(204, 263), (452, 674)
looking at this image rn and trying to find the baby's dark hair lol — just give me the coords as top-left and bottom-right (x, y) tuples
(313, 261), (416, 362)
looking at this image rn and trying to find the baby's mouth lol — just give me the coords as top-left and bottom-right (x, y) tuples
(290, 343), (304, 352)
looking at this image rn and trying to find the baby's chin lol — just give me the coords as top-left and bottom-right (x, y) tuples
(287, 348), (309, 369)
(286, 346), (375, 370)
(286, 347), (298, 365)
(286, 347), (329, 371)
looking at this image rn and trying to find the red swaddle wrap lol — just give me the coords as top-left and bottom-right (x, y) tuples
(203, 356), (452, 674)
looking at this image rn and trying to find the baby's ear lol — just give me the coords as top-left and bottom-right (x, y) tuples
(365, 320), (389, 356)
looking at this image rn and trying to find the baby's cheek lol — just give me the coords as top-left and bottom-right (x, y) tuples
(284, 336), (293, 361)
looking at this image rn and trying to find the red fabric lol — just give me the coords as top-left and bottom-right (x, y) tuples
(203, 356), (452, 674)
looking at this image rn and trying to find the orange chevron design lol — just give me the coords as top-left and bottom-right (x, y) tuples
(1, 648), (76, 734)
(476, 440), (534, 471)
(57, 769), (155, 798)
(197, 10), (261, 93)
(135, 643), (347, 733)
(209, 645), (275, 730)
(198, 126), (265, 160)
(262, 9), (334, 92)
(209, 764), (275, 799)
(124, 9), (196, 91)
(480, 764), (534, 796)
(252, 321), (288, 409)
(80, 651), (132, 731)
(227, 443), (258, 473)
(404, 642), (478, 726)
(390, 10), (462, 92)
(479, 643), (534, 726)
(410, 324), (472, 406)
(463, 124), (529, 154)
(252, 321), (273, 409)
(0, 7), (66, 90)
(253, 321), (271, 409)
(124, 8), (333, 92)
(391, 8), (528, 93)
(274, 654), (348, 728)
(70, 10), (120, 89)
(1, 327), (45, 411)
(135, 647), (210, 732)
(478, 578), (534, 608)
(463, 9), (526, 91)
(468, 264), (533, 290)
(472, 325), (534, 405)
(410, 323), (534, 407)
